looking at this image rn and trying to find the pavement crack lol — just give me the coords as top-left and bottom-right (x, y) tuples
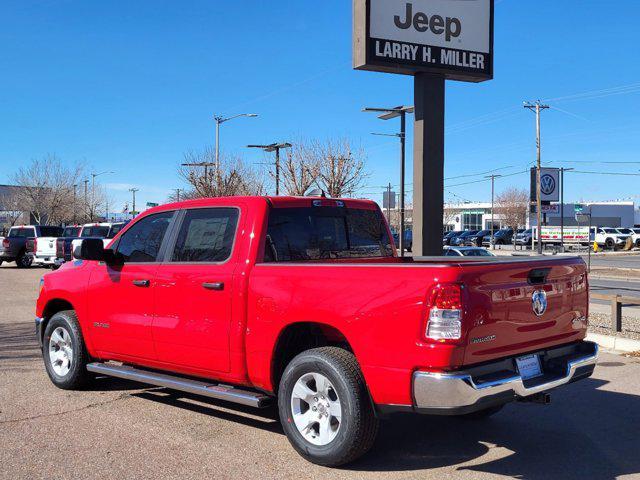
(0, 392), (131, 425)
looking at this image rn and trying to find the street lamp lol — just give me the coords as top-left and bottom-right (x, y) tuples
(214, 113), (258, 178)
(90, 171), (114, 221)
(247, 143), (292, 195)
(363, 106), (414, 257)
(560, 167), (575, 252)
(484, 174), (502, 249)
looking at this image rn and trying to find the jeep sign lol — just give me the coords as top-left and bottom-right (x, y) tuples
(353, 0), (493, 82)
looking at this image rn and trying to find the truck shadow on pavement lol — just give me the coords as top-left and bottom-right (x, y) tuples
(350, 376), (640, 479)
(0, 322), (41, 363)
(132, 389), (284, 434)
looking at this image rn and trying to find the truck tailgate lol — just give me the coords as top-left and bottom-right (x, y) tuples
(458, 257), (588, 366)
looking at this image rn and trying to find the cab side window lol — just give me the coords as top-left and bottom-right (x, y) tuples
(172, 208), (239, 263)
(116, 211), (174, 263)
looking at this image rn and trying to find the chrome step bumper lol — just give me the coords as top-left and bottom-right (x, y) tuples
(87, 362), (272, 408)
(413, 341), (598, 415)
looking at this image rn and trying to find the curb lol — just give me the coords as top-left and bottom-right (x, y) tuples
(586, 332), (640, 354)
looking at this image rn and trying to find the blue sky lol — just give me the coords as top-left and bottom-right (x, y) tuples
(1, 0), (639, 211)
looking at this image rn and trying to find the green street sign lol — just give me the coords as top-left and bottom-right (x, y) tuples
(574, 204), (583, 213)
(146, 202), (159, 207)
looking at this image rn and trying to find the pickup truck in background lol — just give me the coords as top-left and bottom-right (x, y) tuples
(36, 196), (597, 466)
(54, 222), (127, 268)
(1, 225), (63, 268)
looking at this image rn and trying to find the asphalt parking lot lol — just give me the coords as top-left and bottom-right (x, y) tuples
(2, 265), (640, 479)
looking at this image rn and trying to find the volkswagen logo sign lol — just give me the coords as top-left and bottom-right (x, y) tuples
(532, 289), (547, 317)
(540, 174), (556, 196)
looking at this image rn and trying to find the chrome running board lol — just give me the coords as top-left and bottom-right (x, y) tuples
(87, 362), (271, 408)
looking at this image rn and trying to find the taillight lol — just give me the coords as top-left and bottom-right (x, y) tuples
(2, 238), (9, 248)
(424, 284), (463, 342)
(33, 237), (38, 252)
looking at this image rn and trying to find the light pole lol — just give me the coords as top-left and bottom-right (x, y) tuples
(83, 179), (89, 222)
(214, 113), (258, 179)
(560, 167), (574, 252)
(485, 174), (502, 249)
(90, 171), (114, 221)
(363, 106), (414, 257)
(129, 188), (139, 217)
(72, 184), (78, 223)
(247, 143), (292, 195)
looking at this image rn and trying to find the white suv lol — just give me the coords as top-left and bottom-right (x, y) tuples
(591, 227), (632, 249)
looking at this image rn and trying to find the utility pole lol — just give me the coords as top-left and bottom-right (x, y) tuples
(363, 106), (414, 256)
(485, 174), (502, 249)
(247, 143), (292, 195)
(129, 188), (139, 217)
(174, 188), (183, 202)
(524, 100), (550, 254)
(386, 183), (392, 225)
(72, 184), (77, 224)
(83, 179), (89, 222)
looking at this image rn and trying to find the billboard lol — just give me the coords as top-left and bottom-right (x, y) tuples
(534, 227), (590, 244)
(530, 167), (560, 203)
(353, 0), (494, 82)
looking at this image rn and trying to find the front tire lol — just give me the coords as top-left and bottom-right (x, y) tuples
(278, 347), (378, 467)
(43, 310), (91, 390)
(605, 238), (615, 250)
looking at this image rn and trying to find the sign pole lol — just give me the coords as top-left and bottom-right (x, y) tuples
(399, 111), (406, 258)
(560, 167), (564, 252)
(413, 74), (445, 257)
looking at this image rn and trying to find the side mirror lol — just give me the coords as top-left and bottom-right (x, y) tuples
(73, 238), (107, 262)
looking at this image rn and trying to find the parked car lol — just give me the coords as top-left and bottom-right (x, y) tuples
(464, 229), (491, 247)
(1, 225), (63, 268)
(36, 196), (597, 466)
(55, 222), (127, 267)
(391, 229), (413, 252)
(591, 227), (631, 250)
(444, 246), (495, 257)
(515, 228), (533, 247)
(483, 228), (517, 247)
(451, 230), (479, 246)
(442, 230), (463, 246)
(616, 228), (640, 248)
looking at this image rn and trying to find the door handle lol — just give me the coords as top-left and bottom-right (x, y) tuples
(202, 282), (224, 291)
(132, 279), (150, 287)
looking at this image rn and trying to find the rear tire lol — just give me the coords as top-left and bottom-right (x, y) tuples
(605, 238), (615, 250)
(43, 310), (91, 390)
(635, 239), (640, 249)
(459, 404), (504, 419)
(16, 252), (32, 268)
(278, 347), (378, 467)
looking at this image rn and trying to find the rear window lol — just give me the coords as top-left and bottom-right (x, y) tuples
(107, 223), (126, 238)
(63, 227), (81, 237)
(38, 226), (63, 237)
(264, 206), (393, 262)
(81, 226), (110, 237)
(9, 227), (35, 238)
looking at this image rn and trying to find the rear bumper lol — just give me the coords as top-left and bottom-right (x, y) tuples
(30, 254), (55, 265)
(409, 341), (598, 416)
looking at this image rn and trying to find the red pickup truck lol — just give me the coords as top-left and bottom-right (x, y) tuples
(36, 196), (597, 466)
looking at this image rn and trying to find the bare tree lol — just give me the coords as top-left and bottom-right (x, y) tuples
(179, 147), (264, 198)
(313, 138), (368, 198)
(0, 187), (25, 227)
(280, 141), (321, 196)
(495, 187), (529, 229)
(12, 155), (84, 225)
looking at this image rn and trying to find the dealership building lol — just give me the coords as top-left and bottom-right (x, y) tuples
(443, 200), (640, 232)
